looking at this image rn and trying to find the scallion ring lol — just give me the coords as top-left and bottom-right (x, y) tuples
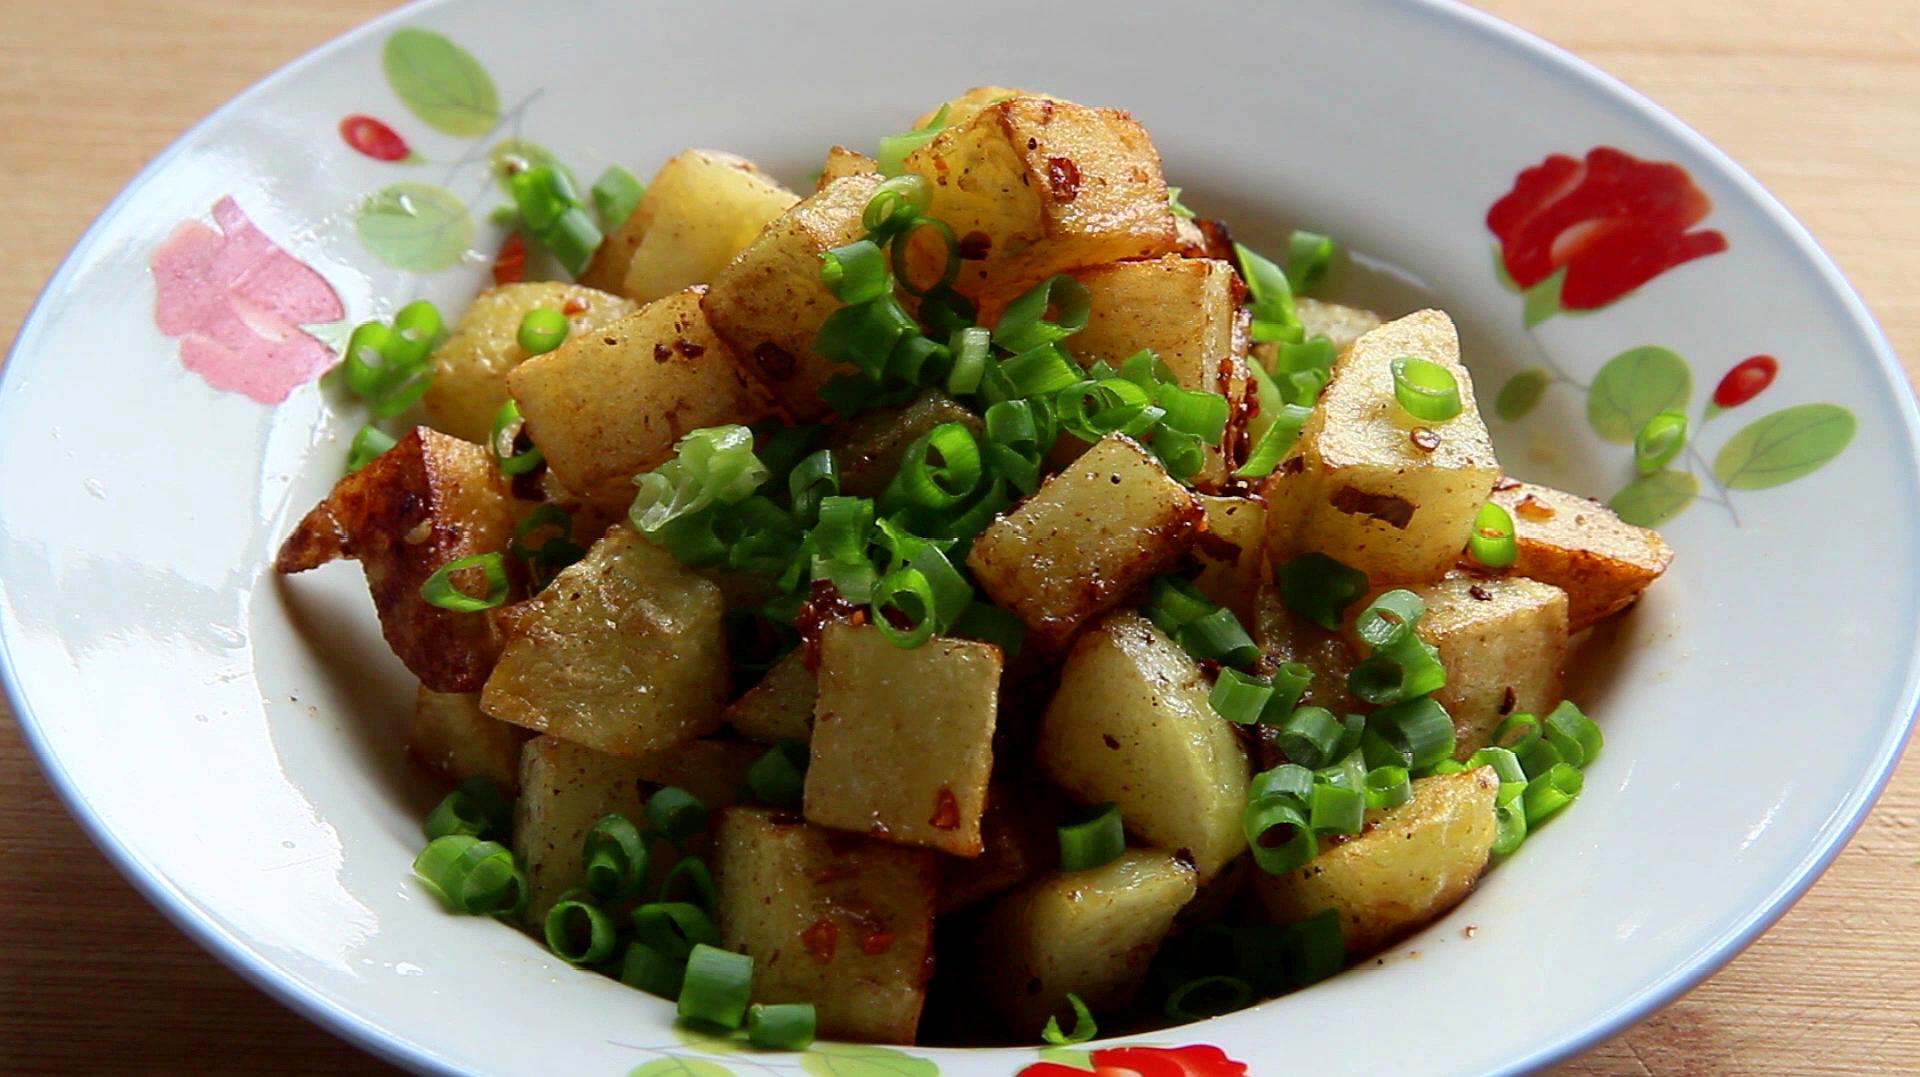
(1634, 409), (1689, 475)
(1058, 802), (1125, 872)
(1390, 355), (1463, 422)
(1468, 500), (1519, 568)
(862, 173), (934, 236)
(747, 1002), (818, 1050)
(820, 239), (891, 305)
(421, 553), (511, 612)
(631, 901), (721, 961)
(544, 891), (619, 965)
(889, 216), (960, 297)
(582, 813), (649, 902)
(516, 308), (569, 356)
(678, 944), (754, 1029)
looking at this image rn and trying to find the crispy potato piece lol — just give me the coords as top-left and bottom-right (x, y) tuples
(1263, 310), (1501, 584)
(276, 427), (515, 693)
(1489, 480), (1674, 630)
(805, 623), (1001, 856)
(902, 98), (1180, 317)
(1255, 767), (1499, 956)
(825, 389), (983, 498)
(912, 85), (1052, 129)
(481, 526), (727, 757)
(724, 650), (817, 744)
(976, 850), (1197, 1034)
(967, 434), (1203, 653)
(507, 288), (776, 511)
(715, 808), (939, 1044)
(577, 150), (798, 301)
(1038, 612), (1251, 880)
(817, 145), (879, 190)
(422, 283), (637, 443)
(1194, 494), (1268, 625)
(703, 173), (886, 421)
(1295, 297), (1384, 353)
(409, 686), (530, 793)
(1252, 583), (1364, 716)
(935, 777), (1063, 915)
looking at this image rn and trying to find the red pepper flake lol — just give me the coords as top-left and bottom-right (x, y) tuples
(652, 343), (672, 362)
(957, 231), (992, 260)
(562, 296), (589, 315)
(1046, 156), (1082, 203)
(1514, 493), (1555, 521)
(1499, 686), (1517, 715)
(859, 930), (896, 956)
(1492, 476), (1523, 492)
(796, 579), (860, 671)
(929, 788), (960, 830)
(1468, 584), (1493, 601)
(674, 338), (706, 358)
(800, 919), (839, 964)
(1410, 427), (1441, 453)
(491, 232), (527, 285)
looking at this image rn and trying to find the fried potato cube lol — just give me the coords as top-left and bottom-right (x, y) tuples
(724, 649), (817, 744)
(1255, 767), (1499, 956)
(1194, 494), (1268, 625)
(577, 149), (798, 301)
(1295, 297), (1384, 353)
(276, 427), (515, 693)
(902, 98), (1181, 317)
(1386, 574), (1569, 757)
(1489, 480), (1674, 631)
(804, 623), (1001, 856)
(1037, 612), (1251, 880)
(1252, 583), (1364, 716)
(481, 526), (727, 757)
(714, 808), (939, 1044)
(825, 389), (983, 498)
(976, 850), (1197, 1034)
(422, 283), (637, 443)
(967, 434), (1202, 653)
(702, 173), (886, 420)
(1263, 310), (1501, 584)
(409, 686), (530, 793)
(912, 85), (1053, 129)
(507, 288), (776, 511)
(816, 145), (879, 190)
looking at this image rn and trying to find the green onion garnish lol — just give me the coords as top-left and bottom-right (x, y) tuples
(952, 600), (1026, 656)
(1234, 242), (1300, 339)
(507, 166), (603, 277)
(872, 566), (937, 648)
(511, 504), (585, 588)
(1164, 975), (1253, 1021)
(1000, 343), (1083, 398)
(890, 216), (961, 297)
(1178, 607), (1261, 669)
(888, 422), (984, 511)
(1523, 763), (1584, 826)
(389, 300), (444, 366)
(1058, 803), (1125, 872)
(1277, 706), (1344, 768)
(1543, 700), (1604, 768)
(863, 174), (934, 236)
(516, 308), (569, 356)
(1390, 355), (1463, 422)
(631, 901), (721, 961)
(590, 164), (646, 229)
(1364, 765), (1412, 809)
(1309, 781), (1366, 834)
(1041, 993), (1097, 1046)
(1348, 633), (1447, 706)
(619, 942), (685, 999)
(421, 552), (511, 612)
(544, 891), (619, 965)
(346, 424), (397, 474)
(1209, 668), (1274, 726)
(423, 776), (513, 841)
(1465, 746), (1528, 785)
(746, 739), (809, 809)
(786, 449), (840, 528)
(820, 239), (891, 305)
(1354, 589), (1426, 652)
(1283, 908), (1346, 988)
(645, 786), (709, 845)
(1634, 409), (1689, 475)
(678, 944), (754, 1029)
(1285, 230), (1336, 294)
(1244, 795), (1314, 875)
(1493, 793), (1530, 856)
(1234, 402), (1311, 479)
(1276, 552), (1370, 631)
(1468, 500), (1519, 568)
(412, 834), (528, 916)
(659, 855), (718, 910)
(877, 103), (949, 177)
(1266, 662), (1314, 722)
(994, 275), (1092, 355)
(582, 813), (649, 902)
(630, 425), (771, 537)
(747, 1002), (818, 1050)
(1368, 696), (1456, 772)
(1167, 186), (1196, 219)
(490, 400), (546, 477)
(1251, 762), (1315, 803)
(947, 326), (991, 396)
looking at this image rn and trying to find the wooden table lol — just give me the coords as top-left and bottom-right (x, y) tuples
(1, 2), (1913, 1072)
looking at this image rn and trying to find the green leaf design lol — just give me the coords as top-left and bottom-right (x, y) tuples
(356, 183), (474, 271)
(1522, 267), (1565, 327)
(383, 28), (499, 137)
(1712, 403), (1856, 490)
(628, 1059), (736, 1077)
(1036, 1047), (1095, 1069)
(1495, 367), (1552, 422)
(1609, 469), (1700, 527)
(671, 1020), (746, 1054)
(1586, 345), (1692, 444)
(1491, 246), (1520, 292)
(489, 138), (577, 195)
(800, 1043), (940, 1077)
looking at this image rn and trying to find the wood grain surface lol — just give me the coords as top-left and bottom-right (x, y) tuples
(1, 1), (1914, 1073)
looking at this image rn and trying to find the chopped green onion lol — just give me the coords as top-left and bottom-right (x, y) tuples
(1167, 185), (1196, 219)
(412, 835), (527, 916)
(1364, 765), (1413, 809)
(619, 942), (685, 999)
(1276, 706), (1344, 768)
(1492, 712), (1541, 750)
(1210, 668), (1275, 726)
(811, 495), (876, 564)
(872, 566), (937, 648)
(1465, 746), (1528, 785)
(1177, 607), (1260, 669)
(1309, 781), (1366, 834)
(582, 813), (649, 902)
(863, 174), (934, 236)
(659, 854), (718, 909)
(1164, 975), (1253, 1021)
(630, 425), (770, 534)
(1277, 553), (1369, 630)
(918, 287), (977, 338)
(490, 399), (546, 476)
(747, 1003), (818, 1050)
(1493, 795), (1529, 856)
(511, 505), (584, 582)
(948, 326), (991, 395)
(1523, 763), (1584, 826)
(1141, 575), (1218, 636)
(1234, 243), (1299, 336)
(1283, 908), (1346, 988)
(1286, 230), (1336, 293)
(1634, 409), (1689, 475)
(1468, 500), (1519, 568)
(1348, 635), (1447, 705)
(747, 740), (810, 809)
(678, 944), (753, 1029)
(1266, 663), (1315, 723)
(1368, 696), (1456, 771)
(646, 786), (709, 845)
(421, 553), (511, 612)
(1058, 803), (1126, 872)
(544, 891), (619, 965)
(517, 308), (569, 355)
(755, 421), (826, 480)
(820, 239), (891, 305)
(1245, 795), (1314, 875)
(1000, 343), (1083, 397)
(877, 103), (949, 177)
(346, 424), (397, 474)
(787, 449), (840, 527)
(890, 423), (983, 511)
(1543, 700), (1604, 769)
(1390, 355), (1462, 422)
(994, 275), (1092, 354)
(1234, 401), (1312, 479)
(508, 166), (603, 276)
(1271, 337), (1337, 405)
(1055, 377), (1160, 442)
(1514, 734), (1565, 781)
(424, 776), (513, 841)
(631, 901), (721, 961)
(815, 293), (920, 378)
(1354, 589), (1426, 652)
(1156, 383), (1230, 443)
(890, 216), (960, 297)
(389, 300), (444, 366)
(590, 164), (647, 229)
(1250, 762), (1315, 803)
(1041, 993), (1097, 1046)
(1151, 427), (1207, 481)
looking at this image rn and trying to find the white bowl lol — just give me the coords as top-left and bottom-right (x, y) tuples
(4, 1), (1916, 1074)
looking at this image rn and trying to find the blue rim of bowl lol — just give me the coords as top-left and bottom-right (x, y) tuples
(1, 1), (1915, 1074)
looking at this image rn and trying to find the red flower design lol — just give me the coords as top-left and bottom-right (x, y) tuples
(1019, 1044), (1249, 1077)
(1488, 146), (1728, 310)
(339, 114), (412, 162)
(1712, 354), (1778, 408)
(151, 197), (344, 404)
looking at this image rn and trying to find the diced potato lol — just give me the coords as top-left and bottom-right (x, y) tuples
(276, 427), (515, 693)
(409, 686), (530, 793)
(976, 850), (1197, 1034)
(1037, 612), (1251, 880)
(805, 623), (1001, 856)
(825, 389), (984, 497)
(508, 288), (776, 511)
(967, 434), (1202, 653)
(1490, 480), (1674, 631)
(724, 650), (817, 744)
(703, 173), (885, 421)
(481, 526), (727, 757)
(1263, 310), (1501, 584)
(902, 98), (1181, 318)
(421, 283), (637, 443)
(1255, 767), (1500, 955)
(714, 808), (939, 1044)
(1252, 584), (1364, 716)
(935, 777), (1063, 915)
(577, 149), (798, 302)
(1194, 494), (1268, 624)
(912, 85), (1052, 129)
(1295, 297), (1383, 353)
(817, 145), (878, 190)
(1370, 574), (1568, 757)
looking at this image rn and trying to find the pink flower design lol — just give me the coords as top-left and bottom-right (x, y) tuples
(151, 196), (344, 404)
(1020, 1044), (1250, 1077)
